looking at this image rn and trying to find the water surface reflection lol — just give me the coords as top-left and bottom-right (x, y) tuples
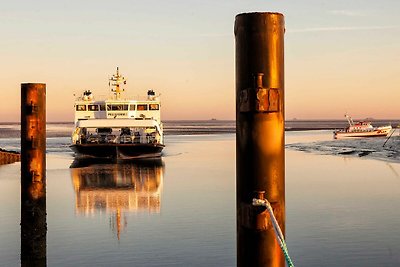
(69, 159), (164, 239)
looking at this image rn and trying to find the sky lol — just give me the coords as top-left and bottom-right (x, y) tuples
(0, 0), (399, 122)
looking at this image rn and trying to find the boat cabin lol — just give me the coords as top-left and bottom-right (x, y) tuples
(72, 119), (163, 145)
(74, 90), (161, 125)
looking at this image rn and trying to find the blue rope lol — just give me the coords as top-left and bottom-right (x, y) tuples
(253, 198), (295, 267)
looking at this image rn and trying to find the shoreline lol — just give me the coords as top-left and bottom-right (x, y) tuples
(0, 119), (398, 138)
(0, 148), (20, 165)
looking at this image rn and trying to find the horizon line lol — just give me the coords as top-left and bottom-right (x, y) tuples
(2, 118), (400, 124)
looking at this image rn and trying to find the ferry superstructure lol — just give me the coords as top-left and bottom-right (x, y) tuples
(70, 68), (164, 159)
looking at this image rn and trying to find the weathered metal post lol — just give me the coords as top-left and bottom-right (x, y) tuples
(235, 12), (285, 267)
(21, 83), (47, 266)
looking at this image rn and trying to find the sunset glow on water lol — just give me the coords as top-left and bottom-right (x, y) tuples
(1, 126), (400, 266)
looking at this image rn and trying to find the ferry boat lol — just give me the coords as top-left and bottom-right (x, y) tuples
(70, 68), (164, 159)
(333, 115), (392, 139)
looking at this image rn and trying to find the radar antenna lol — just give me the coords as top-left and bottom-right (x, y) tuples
(109, 67), (126, 99)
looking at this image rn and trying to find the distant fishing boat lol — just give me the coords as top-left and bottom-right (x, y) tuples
(70, 67), (164, 159)
(333, 114), (392, 139)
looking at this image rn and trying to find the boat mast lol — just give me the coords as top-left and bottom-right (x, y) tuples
(109, 67), (126, 100)
(345, 114), (354, 126)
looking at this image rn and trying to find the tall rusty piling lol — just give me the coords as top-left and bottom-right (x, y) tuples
(235, 12), (285, 267)
(21, 83), (47, 265)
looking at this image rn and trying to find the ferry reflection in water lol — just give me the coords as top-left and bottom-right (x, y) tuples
(70, 159), (164, 239)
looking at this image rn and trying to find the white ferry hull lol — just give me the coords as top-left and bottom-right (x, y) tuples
(70, 143), (164, 159)
(70, 68), (164, 160)
(334, 126), (392, 139)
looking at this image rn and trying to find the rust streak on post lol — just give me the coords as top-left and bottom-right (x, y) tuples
(21, 83), (47, 266)
(235, 12), (285, 267)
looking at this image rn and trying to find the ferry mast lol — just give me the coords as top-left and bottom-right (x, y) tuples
(109, 67), (126, 99)
(345, 114), (354, 126)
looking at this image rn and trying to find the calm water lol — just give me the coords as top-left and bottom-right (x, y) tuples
(1, 124), (400, 266)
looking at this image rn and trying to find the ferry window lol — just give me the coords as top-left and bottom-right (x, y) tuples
(88, 105), (99, 111)
(107, 104), (129, 111)
(129, 104), (136, 111)
(149, 104), (159, 110)
(137, 104), (148, 111)
(97, 127), (112, 134)
(99, 104), (106, 111)
(76, 105), (87, 111)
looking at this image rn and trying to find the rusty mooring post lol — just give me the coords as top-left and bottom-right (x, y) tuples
(21, 83), (47, 266)
(235, 12), (285, 267)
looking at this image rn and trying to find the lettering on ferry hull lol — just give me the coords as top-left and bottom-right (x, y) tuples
(107, 112), (128, 117)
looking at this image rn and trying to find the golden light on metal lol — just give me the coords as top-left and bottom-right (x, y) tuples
(21, 83), (47, 264)
(235, 12), (285, 267)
